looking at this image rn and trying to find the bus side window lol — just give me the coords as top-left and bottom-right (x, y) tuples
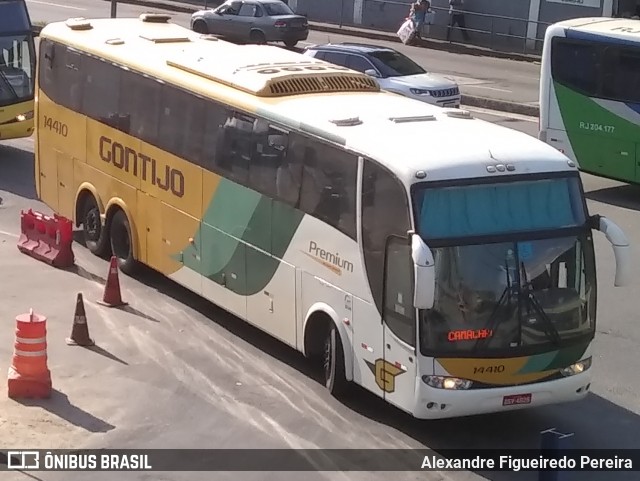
(211, 110), (252, 185)
(275, 132), (304, 207)
(550, 39), (599, 96)
(201, 100), (229, 172)
(298, 141), (357, 240)
(38, 39), (56, 101)
(248, 119), (287, 199)
(82, 56), (121, 130)
(40, 43), (83, 110)
(361, 159), (411, 314)
(158, 84), (205, 166)
(118, 69), (161, 145)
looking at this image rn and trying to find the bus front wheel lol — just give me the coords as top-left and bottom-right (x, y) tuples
(81, 194), (110, 257)
(323, 323), (349, 396)
(109, 209), (137, 275)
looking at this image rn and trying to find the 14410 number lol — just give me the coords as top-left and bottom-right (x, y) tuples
(43, 116), (68, 137)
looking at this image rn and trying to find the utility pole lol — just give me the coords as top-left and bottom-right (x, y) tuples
(110, 0), (117, 18)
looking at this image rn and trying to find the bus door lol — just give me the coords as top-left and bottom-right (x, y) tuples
(381, 235), (417, 411)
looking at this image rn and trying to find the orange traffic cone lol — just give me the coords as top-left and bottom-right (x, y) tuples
(97, 256), (127, 308)
(66, 293), (94, 346)
(8, 309), (52, 399)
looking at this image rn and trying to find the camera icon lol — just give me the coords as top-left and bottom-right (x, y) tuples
(7, 451), (40, 470)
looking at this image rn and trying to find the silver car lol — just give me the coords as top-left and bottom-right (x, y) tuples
(190, 0), (309, 48)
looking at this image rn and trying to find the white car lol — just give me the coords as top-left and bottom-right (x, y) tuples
(303, 42), (461, 108)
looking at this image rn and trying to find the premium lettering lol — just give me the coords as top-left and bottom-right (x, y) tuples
(308, 240), (354, 273)
(99, 136), (184, 198)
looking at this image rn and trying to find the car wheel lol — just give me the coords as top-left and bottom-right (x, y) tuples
(284, 39), (298, 48)
(192, 19), (208, 34)
(249, 30), (267, 45)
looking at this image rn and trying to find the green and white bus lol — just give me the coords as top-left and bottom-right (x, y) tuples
(37, 15), (631, 419)
(540, 17), (640, 183)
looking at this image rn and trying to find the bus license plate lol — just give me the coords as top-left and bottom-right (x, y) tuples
(503, 394), (531, 406)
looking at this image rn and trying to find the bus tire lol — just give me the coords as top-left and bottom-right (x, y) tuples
(323, 322), (349, 396)
(109, 209), (137, 276)
(81, 194), (111, 257)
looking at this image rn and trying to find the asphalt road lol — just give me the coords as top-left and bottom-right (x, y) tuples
(25, 0), (541, 108)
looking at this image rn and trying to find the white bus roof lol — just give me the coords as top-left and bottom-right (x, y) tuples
(41, 16), (576, 185)
(548, 17), (640, 42)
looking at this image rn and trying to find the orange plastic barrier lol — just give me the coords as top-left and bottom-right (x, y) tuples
(7, 310), (52, 399)
(17, 209), (74, 268)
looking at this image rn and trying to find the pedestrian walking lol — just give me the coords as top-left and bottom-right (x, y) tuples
(410, 0), (429, 40)
(447, 0), (470, 42)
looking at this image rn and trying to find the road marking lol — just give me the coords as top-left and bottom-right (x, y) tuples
(463, 84), (513, 93)
(464, 106), (538, 123)
(0, 230), (19, 238)
(26, 0), (85, 10)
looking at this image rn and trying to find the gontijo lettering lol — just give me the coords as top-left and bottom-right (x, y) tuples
(99, 136), (185, 198)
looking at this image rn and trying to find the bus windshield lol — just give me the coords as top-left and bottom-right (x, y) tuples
(413, 175), (596, 356)
(0, 33), (34, 105)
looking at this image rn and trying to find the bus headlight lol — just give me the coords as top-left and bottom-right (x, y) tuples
(560, 357), (592, 377)
(422, 375), (472, 390)
(15, 111), (34, 122)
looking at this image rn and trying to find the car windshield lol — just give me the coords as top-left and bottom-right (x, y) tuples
(0, 34), (35, 106)
(412, 175), (595, 356)
(263, 2), (293, 15)
(369, 50), (426, 77)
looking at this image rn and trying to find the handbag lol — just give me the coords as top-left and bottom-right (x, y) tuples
(397, 18), (416, 44)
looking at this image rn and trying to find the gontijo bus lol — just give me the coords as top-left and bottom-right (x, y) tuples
(540, 17), (640, 184)
(36, 15), (631, 419)
(0, 0), (35, 140)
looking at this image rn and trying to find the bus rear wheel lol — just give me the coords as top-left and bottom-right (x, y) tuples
(323, 323), (349, 396)
(109, 209), (137, 276)
(81, 194), (110, 257)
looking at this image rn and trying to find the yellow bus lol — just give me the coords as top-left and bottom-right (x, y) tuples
(0, 0), (35, 140)
(35, 15), (630, 419)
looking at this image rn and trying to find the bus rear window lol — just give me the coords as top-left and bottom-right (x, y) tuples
(413, 176), (586, 241)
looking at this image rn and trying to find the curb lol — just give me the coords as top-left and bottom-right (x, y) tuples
(309, 24), (541, 64)
(461, 95), (539, 118)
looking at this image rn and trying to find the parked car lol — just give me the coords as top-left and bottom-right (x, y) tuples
(190, 0), (309, 48)
(303, 43), (461, 108)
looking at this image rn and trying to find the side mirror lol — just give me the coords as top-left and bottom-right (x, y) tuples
(364, 69), (380, 78)
(411, 234), (435, 309)
(592, 215), (632, 287)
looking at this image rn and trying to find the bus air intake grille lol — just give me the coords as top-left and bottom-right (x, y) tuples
(267, 74), (379, 96)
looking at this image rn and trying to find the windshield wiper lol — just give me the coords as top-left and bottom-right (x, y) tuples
(473, 259), (518, 351)
(0, 67), (18, 100)
(520, 262), (562, 345)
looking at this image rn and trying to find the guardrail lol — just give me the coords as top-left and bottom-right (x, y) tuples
(362, 0), (551, 54)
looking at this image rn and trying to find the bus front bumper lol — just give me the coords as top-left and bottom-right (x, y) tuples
(0, 119), (34, 140)
(411, 371), (591, 419)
